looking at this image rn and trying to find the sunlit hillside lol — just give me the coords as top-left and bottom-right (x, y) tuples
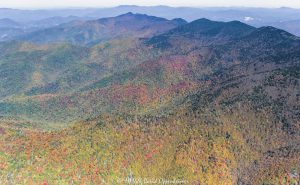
(0, 13), (299, 184)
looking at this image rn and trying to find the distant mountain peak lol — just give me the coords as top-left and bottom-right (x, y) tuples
(258, 26), (289, 33)
(0, 18), (20, 28)
(188, 18), (216, 26)
(117, 5), (139, 8)
(252, 26), (298, 40)
(120, 12), (134, 16)
(194, 18), (213, 22)
(19, 13), (186, 45)
(169, 18), (255, 38)
(171, 18), (188, 25)
(146, 18), (256, 49)
(115, 12), (169, 22)
(191, 19), (252, 28)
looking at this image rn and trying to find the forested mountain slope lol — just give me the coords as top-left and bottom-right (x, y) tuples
(0, 14), (299, 184)
(17, 13), (187, 45)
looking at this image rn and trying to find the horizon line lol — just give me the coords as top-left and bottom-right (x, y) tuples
(0, 5), (299, 10)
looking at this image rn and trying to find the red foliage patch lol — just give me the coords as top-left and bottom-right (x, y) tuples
(0, 127), (5, 135)
(164, 56), (189, 73)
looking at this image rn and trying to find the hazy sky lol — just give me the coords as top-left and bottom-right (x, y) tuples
(1, 0), (300, 9)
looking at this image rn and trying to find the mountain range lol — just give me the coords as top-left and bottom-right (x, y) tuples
(17, 12), (187, 45)
(1, 6), (300, 42)
(0, 12), (299, 184)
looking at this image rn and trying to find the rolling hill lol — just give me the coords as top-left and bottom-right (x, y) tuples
(17, 13), (187, 45)
(0, 14), (299, 184)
